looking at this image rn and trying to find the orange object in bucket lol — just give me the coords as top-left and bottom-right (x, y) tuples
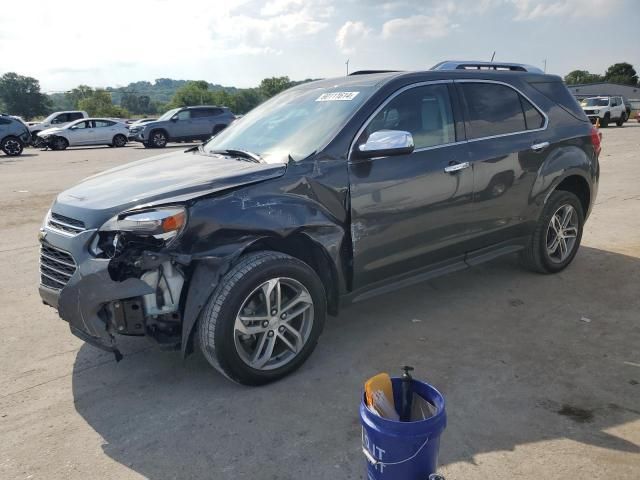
(364, 373), (398, 420)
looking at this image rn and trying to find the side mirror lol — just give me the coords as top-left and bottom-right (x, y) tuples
(355, 130), (414, 159)
(171, 116), (179, 122)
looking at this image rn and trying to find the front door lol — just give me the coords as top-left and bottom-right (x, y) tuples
(348, 82), (475, 290)
(172, 109), (193, 139)
(66, 120), (96, 145)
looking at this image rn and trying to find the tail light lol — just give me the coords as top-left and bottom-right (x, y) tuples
(589, 125), (601, 155)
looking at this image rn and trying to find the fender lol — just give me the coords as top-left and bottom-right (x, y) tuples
(177, 177), (349, 356)
(529, 143), (595, 218)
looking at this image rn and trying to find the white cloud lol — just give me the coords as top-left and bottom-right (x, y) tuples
(335, 21), (371, 54)
(382, 14), (456, 40)
(509, 0), (621, 20)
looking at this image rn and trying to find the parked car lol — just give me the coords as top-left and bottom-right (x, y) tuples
(39, 62), (600, 385)
(127, 118), (157, 139)
(29, 111), (88, 145)
(622, 97), (632, 120)
(37, 118), (129, 150)
(581, 96), (627, 127)
(130, 106), (235, 148)
(0, 114), (31, 156)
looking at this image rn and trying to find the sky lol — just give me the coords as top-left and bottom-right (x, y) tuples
(1, 0), (639, 92)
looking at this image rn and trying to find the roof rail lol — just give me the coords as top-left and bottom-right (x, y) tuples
(431, 61), (544, 74)
(348, 70), (401, 76)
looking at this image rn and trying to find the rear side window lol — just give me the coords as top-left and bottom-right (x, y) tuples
(51, 114), (69, 124)
(69, 112), (84, 121)
(459, 83), (526, 139)
(95, 120), (115, 127)
(529, 81), (588, 122)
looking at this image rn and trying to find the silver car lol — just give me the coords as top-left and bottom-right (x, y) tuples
(38, 118), (130, 150)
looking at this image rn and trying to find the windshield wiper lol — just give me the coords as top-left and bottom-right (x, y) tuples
(210, 149), (264, 163)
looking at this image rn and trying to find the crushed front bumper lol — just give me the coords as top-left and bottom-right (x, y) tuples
(39, 229), (153, 355)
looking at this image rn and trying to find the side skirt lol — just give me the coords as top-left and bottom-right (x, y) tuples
(341, 237), (527, 306)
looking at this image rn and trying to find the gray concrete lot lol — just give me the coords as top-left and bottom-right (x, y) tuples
(1, 129), (639, 480)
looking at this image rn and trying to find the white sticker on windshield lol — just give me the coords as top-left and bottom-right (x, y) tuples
(316, 91), (359, 102)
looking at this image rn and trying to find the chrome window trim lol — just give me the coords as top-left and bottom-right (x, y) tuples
(454, 79), (549, 142)
(348, 78), (549, 161)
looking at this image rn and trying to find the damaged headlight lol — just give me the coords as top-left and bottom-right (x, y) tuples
(100, 207), (187, 241)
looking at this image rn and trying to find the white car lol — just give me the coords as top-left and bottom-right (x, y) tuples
(581, 96), (627, 127)
(38, 118), (130, 150)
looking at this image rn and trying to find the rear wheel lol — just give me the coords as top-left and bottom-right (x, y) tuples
(198, 251), (326, 385)
(150, 130), (167, 148)
(51, 136), (69, 151)
(1, 136), (24, 156)
(616, 113), (626, 127)
(112, 134), (127, 147)
(521, 190), (584, 274)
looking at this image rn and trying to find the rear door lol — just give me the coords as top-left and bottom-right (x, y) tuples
(93, 120), (117, 143)
(192, 108), (221, 137)
(349, 82), (475, 289)
(456, 80), (549, 249)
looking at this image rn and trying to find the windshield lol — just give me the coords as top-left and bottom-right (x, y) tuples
(158, 108), (180, 121)
(582, 98), (609, 107)
(204, 85), (375, 163)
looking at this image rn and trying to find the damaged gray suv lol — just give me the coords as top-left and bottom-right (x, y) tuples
(39, 62), (600, 385)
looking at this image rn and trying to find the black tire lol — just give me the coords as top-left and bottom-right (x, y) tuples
(520, 190), (584, 274)
(600, 114), (609, 128)
(51, 136), (68, 151)
(150, 129), (168, 148)
(616, 113), (626, 127)
(1, 136), (24, 156)
(112, 134), (127, 147)
(198, 251), (326, 385)
(142, 142), (151, 148)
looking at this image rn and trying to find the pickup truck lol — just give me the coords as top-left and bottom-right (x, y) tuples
(30, 111), (88, 145)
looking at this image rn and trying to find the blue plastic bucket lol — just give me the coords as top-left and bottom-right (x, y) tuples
(360, 378), (446, 480)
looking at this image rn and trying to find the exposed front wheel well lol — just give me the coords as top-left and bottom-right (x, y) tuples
(555, 175), (590, 216)
(245, 235), (340, 316)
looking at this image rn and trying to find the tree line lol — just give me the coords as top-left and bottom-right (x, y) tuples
(0, 73), (310, 120)
(564, 62), (638, 86)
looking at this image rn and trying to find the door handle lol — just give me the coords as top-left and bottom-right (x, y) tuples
(531, 141), (550, 152)
(444, 161), (470, 173)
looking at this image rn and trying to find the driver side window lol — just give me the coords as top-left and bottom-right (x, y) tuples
(362, 84), (456, 150)
(176, 110), (190, 120)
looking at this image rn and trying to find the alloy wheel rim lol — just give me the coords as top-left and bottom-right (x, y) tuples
(233, 277), (314, 371)
(154, 133), (166, 146)
(55, 138), (66, 149)
(546, 204), (578, 263)
(4, 139), (21, 155)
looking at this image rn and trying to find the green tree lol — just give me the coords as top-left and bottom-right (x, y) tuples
(77, 90), (129, 117)
(0, 72), (50, 119)
(604, 62), (638, 86)
(120, 93), (140, 113)
(564, 70), (603, 85)
(169, 81), (216, 108)
(232, 88), (263, 114)
(259, 76), (292, 98)
(65, 85), (94, 109)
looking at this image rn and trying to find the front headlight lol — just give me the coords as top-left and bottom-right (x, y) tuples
(593, 110), (599, 114)
(100, 207), (186, 242)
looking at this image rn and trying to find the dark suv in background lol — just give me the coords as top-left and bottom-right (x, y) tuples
(130, 106), (236, 148)
(0, 114), (31, 156)
(39, 61), (600, 385)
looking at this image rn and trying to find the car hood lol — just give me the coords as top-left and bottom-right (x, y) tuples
(39, 127), (63, 136)
(53, 149), (287, 227)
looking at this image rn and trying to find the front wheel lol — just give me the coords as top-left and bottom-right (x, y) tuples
(1, 136), (24, 156)
(198, 251), (326, 385)
(51, 136), (69, 151)
(150, 130), (167, 148)
(520, 191), (584, 274)
(600, 114), (609, 128)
